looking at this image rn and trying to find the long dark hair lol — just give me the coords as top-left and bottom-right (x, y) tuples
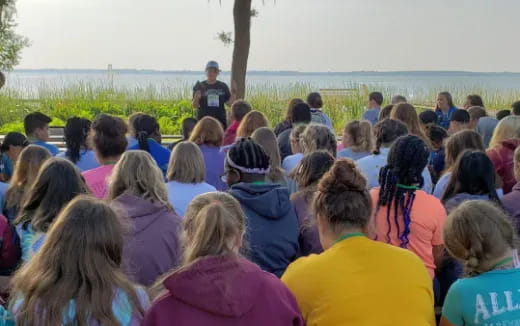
(133, 114), (160, 152)
(15, 158), (90, 232)
(376, 135), (429, 248)
(293, 151), (335, 203)
(442, 151), (501, 206)
(64, 117), (91, 164)
(373, 119), (408, 155)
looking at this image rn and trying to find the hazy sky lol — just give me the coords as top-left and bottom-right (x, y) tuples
(14, 0), (520, 72)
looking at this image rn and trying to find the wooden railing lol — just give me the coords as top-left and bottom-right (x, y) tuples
(0, 134), (183, 150)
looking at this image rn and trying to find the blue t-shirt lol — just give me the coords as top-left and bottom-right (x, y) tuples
(12, 287), (149, 326)
(57, 150), (100, 172)
(282, 153), (303, 174)
(127, 136), (138, 149)
(33, 140), (60, 156)
(0, 182), (9, 214)
(0, 306), (14, 326)
(16, 224), (45, 262)
(166, 181), (216, 216)
(436, 107), (458, 129)
(337, 148), (371, 161)
(0, 155), (14, 181)
(362, 108), (380, 126)
(310, 109), (334, 131)
(442, 268), (520, 326)
(129, 139), (171, 175)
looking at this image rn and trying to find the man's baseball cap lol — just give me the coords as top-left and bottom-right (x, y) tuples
(205, 61), (220, 71)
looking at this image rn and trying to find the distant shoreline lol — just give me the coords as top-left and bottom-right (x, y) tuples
(10, 69), (520, 76)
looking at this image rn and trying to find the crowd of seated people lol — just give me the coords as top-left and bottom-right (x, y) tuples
(1, 79), (520, 325)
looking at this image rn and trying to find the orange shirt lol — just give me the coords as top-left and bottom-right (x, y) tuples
(370, 188), (447, 278)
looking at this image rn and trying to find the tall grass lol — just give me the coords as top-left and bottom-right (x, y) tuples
(0, 82), (518, 134)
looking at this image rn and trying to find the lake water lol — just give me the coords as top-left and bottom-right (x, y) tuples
(4, 70), (520, 98)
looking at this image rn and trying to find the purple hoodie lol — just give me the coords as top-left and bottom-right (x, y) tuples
(142, 255), (304, 326)
(291, 191), (323, 256)
(112, 193), (182, 286)
(502, 182), (520, 233)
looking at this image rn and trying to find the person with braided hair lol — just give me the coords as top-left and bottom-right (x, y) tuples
(371, 135), (447, 279)
(57, 117), (99, 171)
(440, 200), (520, 326)
(128, 114), (171, 175)
(356, 119), (434, 192)
(224, 138), (299, 277)
(282, 158), (435, 326)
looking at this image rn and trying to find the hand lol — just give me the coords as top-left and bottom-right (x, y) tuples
(194, 90), (202, 101)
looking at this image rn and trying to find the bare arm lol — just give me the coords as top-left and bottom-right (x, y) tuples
(439, 316), (457, 326)
(192, 90), (201, 109)
(433, 244), (445, 270)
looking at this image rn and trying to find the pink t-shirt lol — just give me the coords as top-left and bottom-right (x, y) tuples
(82, 164), (115, 199)
(370, 188), (447, 278)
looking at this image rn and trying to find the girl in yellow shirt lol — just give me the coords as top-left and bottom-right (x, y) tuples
(282, 158), (436, 326)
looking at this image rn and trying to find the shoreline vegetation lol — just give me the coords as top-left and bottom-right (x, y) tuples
(0, 82), (518, 134)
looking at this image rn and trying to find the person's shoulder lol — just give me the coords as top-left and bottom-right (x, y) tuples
(356, 153), (376, 166)
(337, 148), (352, 156)
(416, 190), (444, 206)
(282, 254), (323, 284)
(82, 165), (108, 178)
(45, 142), (60, 154)
(446, 277), (476, 296)
(200, 182), (217, 192)
(373, 240), (428, 270)
(502, 189), (520, 207)
(216, 80), (229, 87)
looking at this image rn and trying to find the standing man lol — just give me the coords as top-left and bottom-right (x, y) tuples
(192, 61), (236, 129)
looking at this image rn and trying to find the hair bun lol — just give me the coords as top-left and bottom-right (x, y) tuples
(318, 158), (367, 194)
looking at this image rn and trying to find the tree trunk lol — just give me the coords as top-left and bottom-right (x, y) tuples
(231, 0), (252, 99)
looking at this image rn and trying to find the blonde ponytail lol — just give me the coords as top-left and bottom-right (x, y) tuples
(183, 200), (242, 264)
(150, 192), (246, 300)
